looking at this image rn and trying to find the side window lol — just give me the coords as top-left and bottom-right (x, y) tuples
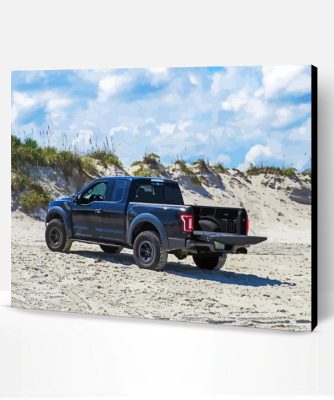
(80, 182), (107, 204)
(111, 180), (127, 202)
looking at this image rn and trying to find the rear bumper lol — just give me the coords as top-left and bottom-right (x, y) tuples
(192, 230), (267, 246)
(185, 231), (267, 253)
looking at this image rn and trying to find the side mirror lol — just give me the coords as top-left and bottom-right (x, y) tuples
(72, 193), (78, 203)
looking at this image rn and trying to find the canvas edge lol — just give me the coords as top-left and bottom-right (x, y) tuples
(311, 65), (318, 331)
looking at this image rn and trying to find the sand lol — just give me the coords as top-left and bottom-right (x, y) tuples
(11, 211), (312, 331)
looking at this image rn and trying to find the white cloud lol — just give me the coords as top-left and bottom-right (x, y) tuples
(288, 118), (311, 141)
(196, 132), (209, 143)
(178, 121), (192, 131)
(12, 91), (36, 109)
(12, 90), (73, 125)
(46, 97), (73, 112)
(98, 74), (130, 101)
(271, 103), (310, 128)
(109, 125), (128, 136)
(147, 68), (169, 85)
(238, 144), (272, 171)
(189, 73), (199, 86)
(216, 153), (231, 164)
(159, 123), (175, 135)
(221, 90), (248, 111)
(262, 66), (310, 98)
(72, 130), (93, 147)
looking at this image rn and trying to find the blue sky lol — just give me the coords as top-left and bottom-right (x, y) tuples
(11, 65), (312, 170)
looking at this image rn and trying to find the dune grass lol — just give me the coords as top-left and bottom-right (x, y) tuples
(211, 162), (226, 174)
(246, 163), (297, 177)
(175, 159), (202, 186)
(11, 135), (123, 174)
(192, 158), (209, 169)
(20, 187), (53, 212)
(87, 149), (123, 169)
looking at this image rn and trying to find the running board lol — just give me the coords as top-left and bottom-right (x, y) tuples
(73, 238), (123, 247)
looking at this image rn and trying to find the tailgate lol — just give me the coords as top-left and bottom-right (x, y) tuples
(192, 230), (267, 246)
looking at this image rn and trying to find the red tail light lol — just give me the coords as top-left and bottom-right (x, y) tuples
(181, 214), (194, 233)
(246, 216), (250, 235)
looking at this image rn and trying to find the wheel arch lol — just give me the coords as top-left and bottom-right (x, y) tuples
(46, 206), (72, 238)
(127, 213), (169, 249)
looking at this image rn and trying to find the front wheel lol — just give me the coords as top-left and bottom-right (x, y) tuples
(192, 253), (227, 270)
(133, 231), (168, 271)
(45, 219), (72, 252)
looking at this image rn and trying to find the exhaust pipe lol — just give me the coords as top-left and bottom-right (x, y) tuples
(236, 247), (248, 254)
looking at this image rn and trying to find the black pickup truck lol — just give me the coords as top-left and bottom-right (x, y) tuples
(45, 176), (266, 271)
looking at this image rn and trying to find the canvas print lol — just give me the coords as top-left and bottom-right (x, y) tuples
(11, 65), (317, 331)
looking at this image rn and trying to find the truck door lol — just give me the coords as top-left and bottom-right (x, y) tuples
(98, 179), (128, 242)
(71, 181), (109, 239)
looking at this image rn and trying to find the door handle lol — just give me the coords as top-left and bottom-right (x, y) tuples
(95, 209), (102, 214)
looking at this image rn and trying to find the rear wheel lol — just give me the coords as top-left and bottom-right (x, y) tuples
(133, 231), (168, 271)
(45, 219), (72, 252)
(100, 245), (123, 254)
(192, 253), (227, 270)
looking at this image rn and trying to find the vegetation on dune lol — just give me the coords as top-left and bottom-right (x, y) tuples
(301, 168), (311, 178)
(12, 136), (83, 173)
(81, 156), (98, 176)
(130, 153), (161, 177)
(143, 153), (160, 164)
(87, 149), (123, 169)
(190, 176), (202, 186)
(12, 169), (52, 212)
(175, 159), (193, 175)
(20, 187), (53, 213)
(175, 159), (202, 186)
(11, 135), (123, 175)
(132, 165), (161, 177)
(11, 133), (123, 214)
(131, 160), (142, 167)
(211, 162), (226, 174)
(246, 163), (297, 177)
(192, 158), (209, 169)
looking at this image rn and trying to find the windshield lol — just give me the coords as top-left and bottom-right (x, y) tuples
(129, 180), (184, 205)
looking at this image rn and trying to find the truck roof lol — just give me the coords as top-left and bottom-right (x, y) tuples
(94, 176), (178, 183)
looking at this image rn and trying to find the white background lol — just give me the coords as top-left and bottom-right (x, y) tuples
(1, 0), (334, 398)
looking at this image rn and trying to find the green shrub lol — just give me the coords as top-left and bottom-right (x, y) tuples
(132, 165), (160, 177)
(143, 153), (160, 163)
(175, 160), (193, 175)
(211, 162), (226, 174)
(175, 160), (202, 186)
(246, 163), (297, 177)
(11, 134), (123, 175)
(192, 158), (208, 169)
(81, 157), (98, 176)
(131, 160), (142, 167)
(88, 149), (123, 169)
(302, 168), (311, 178)
(191, 176), (202, 186)
(20, 186), (52, 212)
(11, 171), (33, 192)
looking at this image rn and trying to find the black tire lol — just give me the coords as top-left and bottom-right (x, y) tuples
(192, 253), (227, 270)
(45, 218), (72, 252)
(133, 231), (168, 271)
(100, 245), (123, 254)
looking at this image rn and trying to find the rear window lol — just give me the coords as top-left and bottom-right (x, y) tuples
(129, 180), (184, 205)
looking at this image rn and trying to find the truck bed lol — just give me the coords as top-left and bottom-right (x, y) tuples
(192, 205), (248, 235)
